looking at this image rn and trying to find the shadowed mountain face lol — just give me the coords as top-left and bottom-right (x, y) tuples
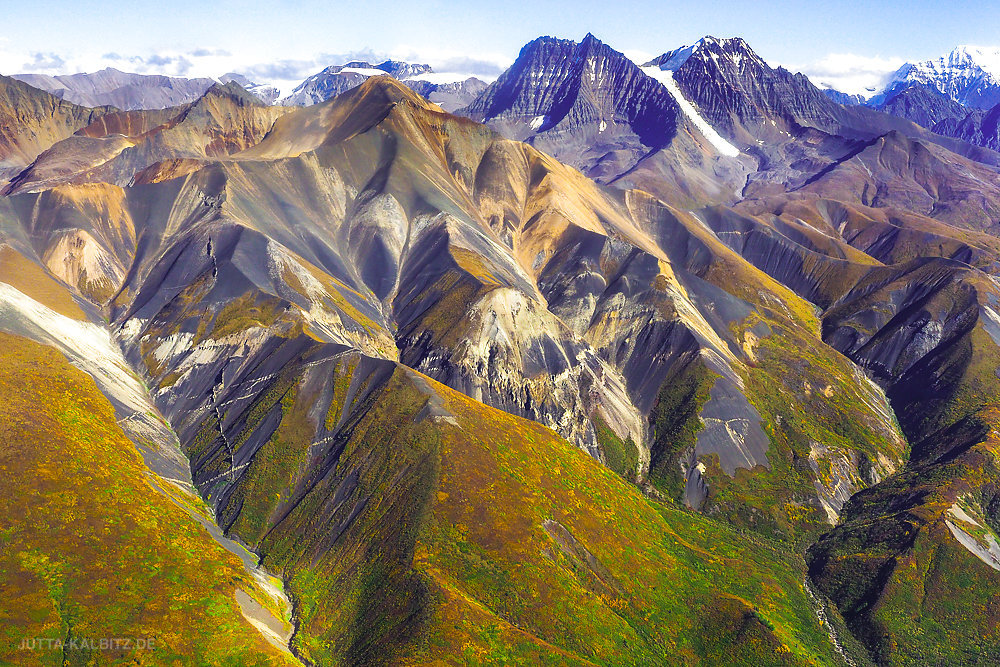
(5, 31), (1000, 665)
(462, 34), (680, 150)
(872, 83), (968, 129)
(459, 34), (754, 208)
(934, 104), (1000, 152)
(655, 37), (844, 139)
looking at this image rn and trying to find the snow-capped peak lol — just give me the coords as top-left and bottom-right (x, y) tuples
(644, 36), (764, 72)
(883, 45), (1000, 107)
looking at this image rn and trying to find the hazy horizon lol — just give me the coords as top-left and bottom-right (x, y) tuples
(3, 0), (999, 95)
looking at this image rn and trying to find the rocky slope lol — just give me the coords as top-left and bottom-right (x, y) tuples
(0, 73), (880, 665)
(3, 82), (290, 194)
(280, 59), (484, 111)
(874, 45), (1000, 109)
(870, 83), (968, 128)
(5, 31), (1000, 665)
(0, 75), (112, 185)
(459, 34), (754, 208)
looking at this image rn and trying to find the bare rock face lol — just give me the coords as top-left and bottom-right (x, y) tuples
(457, 34), (759, 208)
(5, 82), (290, 194)
(461, 34), (680, 166)
(872, 83), (968, 129)
(0, 75), (111, 184)
(935, 103), (1000, 151)
(656, 37), (843, 138)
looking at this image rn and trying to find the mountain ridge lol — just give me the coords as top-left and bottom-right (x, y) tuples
(4, 31), (1000, 666)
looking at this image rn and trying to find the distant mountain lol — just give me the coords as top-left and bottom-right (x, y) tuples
(403, 76), (488, 111)
(373, 59), (432, 79)
(871, 83), (968, 128)
(279, 59), (483, 110)
(12, 67), (217, 110)
(0, 74), (111, 183)
(219, 72), (280, 105)
(874, 45), (1000, 108)
(820, 88), (866, 105)
(846, 47), (1000, 153)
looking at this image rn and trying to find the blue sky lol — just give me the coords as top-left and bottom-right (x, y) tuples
(2, 0), (999, 93)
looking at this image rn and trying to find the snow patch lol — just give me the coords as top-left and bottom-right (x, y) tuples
(945, 503), (1000, 572)
(529, 115), (547, 131)
(641, 66), (740, 157)
(339, 67), (389, 78)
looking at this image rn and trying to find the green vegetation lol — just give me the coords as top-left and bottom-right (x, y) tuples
(197, 357), (854, 664)
(207, 292), (286, 341)
(648, 359), (716, 500)
(808, 407), (1000, 666)
(592, 414), (639, 481)
(708, 318), (906, 543)
(0, 332), (289, 666)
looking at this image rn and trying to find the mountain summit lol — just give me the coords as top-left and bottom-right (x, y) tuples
(6, 28), (1000, 667)
(644, 35), (841, 138)
(462, 33), (680, 149)
(877, 45), (1000, 108)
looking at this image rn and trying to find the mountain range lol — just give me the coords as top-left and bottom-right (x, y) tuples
(13, 61), (488, 113)
(3, 30), (1000, 666)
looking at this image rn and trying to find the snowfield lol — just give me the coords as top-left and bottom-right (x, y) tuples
(641, 66), (740, 157)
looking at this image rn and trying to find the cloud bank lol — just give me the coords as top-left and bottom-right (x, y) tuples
(0, 44), (513, 95)
(793, 52), (906, 97)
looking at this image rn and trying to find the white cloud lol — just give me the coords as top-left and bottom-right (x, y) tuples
(0, 44), (512, 97)
(622, 49), (655, 67)
(794, 52), (906, 97)
(384, 44), (512, 80)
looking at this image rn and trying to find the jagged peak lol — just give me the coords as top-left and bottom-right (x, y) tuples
(512, 32), (632, 71)
(889, 45), (1000, 86)
(375, 60), (433, 78)
(196, 80), (264, 107)
(644, 35), (765, 72)
(577, 32), (617, 58)
(877, 44), (1000, 107)
(515, 35), (578, 60)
